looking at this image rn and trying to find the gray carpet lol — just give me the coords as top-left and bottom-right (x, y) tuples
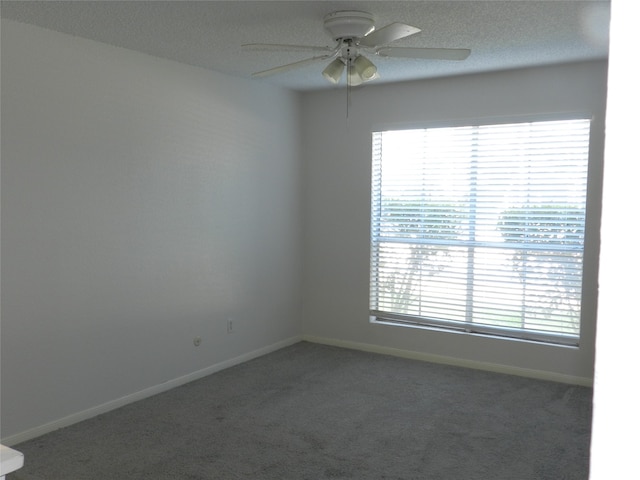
(12, 341), (592, 479)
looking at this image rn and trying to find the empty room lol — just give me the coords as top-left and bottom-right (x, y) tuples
(1, 1), (636, 479)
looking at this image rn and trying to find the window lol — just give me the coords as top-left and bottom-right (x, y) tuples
(370, 118), (591, 346)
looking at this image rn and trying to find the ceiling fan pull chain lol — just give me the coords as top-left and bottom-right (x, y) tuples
(346, 57), (351, 119)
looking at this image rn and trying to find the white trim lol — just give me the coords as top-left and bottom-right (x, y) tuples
(1, 336), (302, 446)
(370, 316), (581, 348)
(302, 335), (593, 387)
(0, 445), (24, 476)
(372, 110), (594, 134)
(3, 333), (591, 446)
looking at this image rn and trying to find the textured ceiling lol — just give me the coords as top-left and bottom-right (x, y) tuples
(1, 1), (610, 91)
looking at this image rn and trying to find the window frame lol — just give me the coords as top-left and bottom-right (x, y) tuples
(369, 114), (594, 347)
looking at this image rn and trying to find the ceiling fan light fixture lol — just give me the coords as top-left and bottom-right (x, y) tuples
(353, 55), (377, 81)
(322, 58), (345, 84)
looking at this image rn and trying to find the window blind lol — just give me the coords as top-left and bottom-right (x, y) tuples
(370, 119), (591, 345)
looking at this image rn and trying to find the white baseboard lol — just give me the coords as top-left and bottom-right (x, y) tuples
(302, 335), (594, 387)
(3, 333), (591, 446)
(2, 335), (302, 447)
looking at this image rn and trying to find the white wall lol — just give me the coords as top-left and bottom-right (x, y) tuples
(1, 20), (302, 441)
(590, 0), (640, 476)
(301, 61), (608, 384)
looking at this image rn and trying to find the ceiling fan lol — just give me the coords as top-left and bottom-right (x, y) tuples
(242, 10), (471, 86)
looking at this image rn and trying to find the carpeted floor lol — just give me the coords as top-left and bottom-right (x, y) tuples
(12, 341), (592, 479)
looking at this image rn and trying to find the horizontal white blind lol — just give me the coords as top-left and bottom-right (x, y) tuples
(370, 119), (591, 345)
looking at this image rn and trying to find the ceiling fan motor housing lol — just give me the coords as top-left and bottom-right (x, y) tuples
(324, 11), (375, 41)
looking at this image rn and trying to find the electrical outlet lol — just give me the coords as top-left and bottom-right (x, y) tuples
(227, 318), (234, 334)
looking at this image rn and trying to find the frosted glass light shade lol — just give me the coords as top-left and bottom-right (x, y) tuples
(353, 55), (377, 80)
(322, 58), (345, 84)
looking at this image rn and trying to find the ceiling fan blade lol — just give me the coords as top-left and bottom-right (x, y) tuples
(242, 43), (333, 54)
(359, 23), (421, 47)
(252, 55), (332, 78)
(377, 47), (471, 61)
